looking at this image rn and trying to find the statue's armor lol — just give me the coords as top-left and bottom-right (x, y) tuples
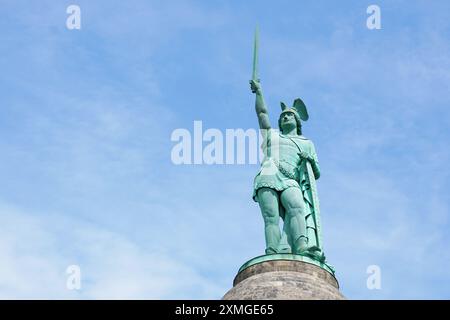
(253, 129), (317, 202)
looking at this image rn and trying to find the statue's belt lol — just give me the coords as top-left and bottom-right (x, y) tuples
(272, 159), (299, 181)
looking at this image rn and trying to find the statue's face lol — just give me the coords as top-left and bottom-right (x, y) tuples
(280, 111), (297, 132)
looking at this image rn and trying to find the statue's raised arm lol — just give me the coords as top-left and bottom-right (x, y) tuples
(250, 80), (271, 130)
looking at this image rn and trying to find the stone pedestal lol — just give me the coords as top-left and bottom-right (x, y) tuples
(222, 256), (345, 300)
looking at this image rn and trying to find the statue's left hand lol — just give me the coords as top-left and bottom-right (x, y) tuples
(299, 151), (314, 163)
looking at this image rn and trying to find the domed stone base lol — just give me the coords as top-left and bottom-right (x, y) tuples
(222, 258), (345, 300)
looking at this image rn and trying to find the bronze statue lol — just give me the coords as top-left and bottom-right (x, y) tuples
(250, 28), (325, 263)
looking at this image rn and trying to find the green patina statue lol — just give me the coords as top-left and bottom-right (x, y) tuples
(250, 28), (327, 265)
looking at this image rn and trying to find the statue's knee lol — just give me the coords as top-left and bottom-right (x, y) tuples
(262, 206), (279, 224)
(258, 188), (279, 224)
(264, 214), (279, 225)
(285, 207), (304, 218)
(283, 196), (306, 212)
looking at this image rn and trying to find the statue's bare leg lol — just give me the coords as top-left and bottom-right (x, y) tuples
(280, 187), (308, 254)
(257, 187), (281, 254)
(276, 203), (292, 253)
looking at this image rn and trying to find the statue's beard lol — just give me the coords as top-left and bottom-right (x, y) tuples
(281, 123), (296, 134)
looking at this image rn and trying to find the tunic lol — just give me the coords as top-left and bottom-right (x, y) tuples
(253, 129), (319, 202)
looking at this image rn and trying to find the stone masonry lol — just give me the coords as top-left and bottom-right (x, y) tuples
(222, 259), (345, 300)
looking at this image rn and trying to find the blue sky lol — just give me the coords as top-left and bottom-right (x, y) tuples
(0, 0), (449, 299)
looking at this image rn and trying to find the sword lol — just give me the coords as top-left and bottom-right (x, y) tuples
(251, 26), (260, 84)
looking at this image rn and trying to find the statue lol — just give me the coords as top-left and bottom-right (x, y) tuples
(250, 28), (326, 264)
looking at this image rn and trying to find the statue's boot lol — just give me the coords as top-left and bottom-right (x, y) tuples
(293, 235), (309, 255)
(276, 234), (291, 253)
(265, 247), (277, 255)
(304, 245), (326, 263)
